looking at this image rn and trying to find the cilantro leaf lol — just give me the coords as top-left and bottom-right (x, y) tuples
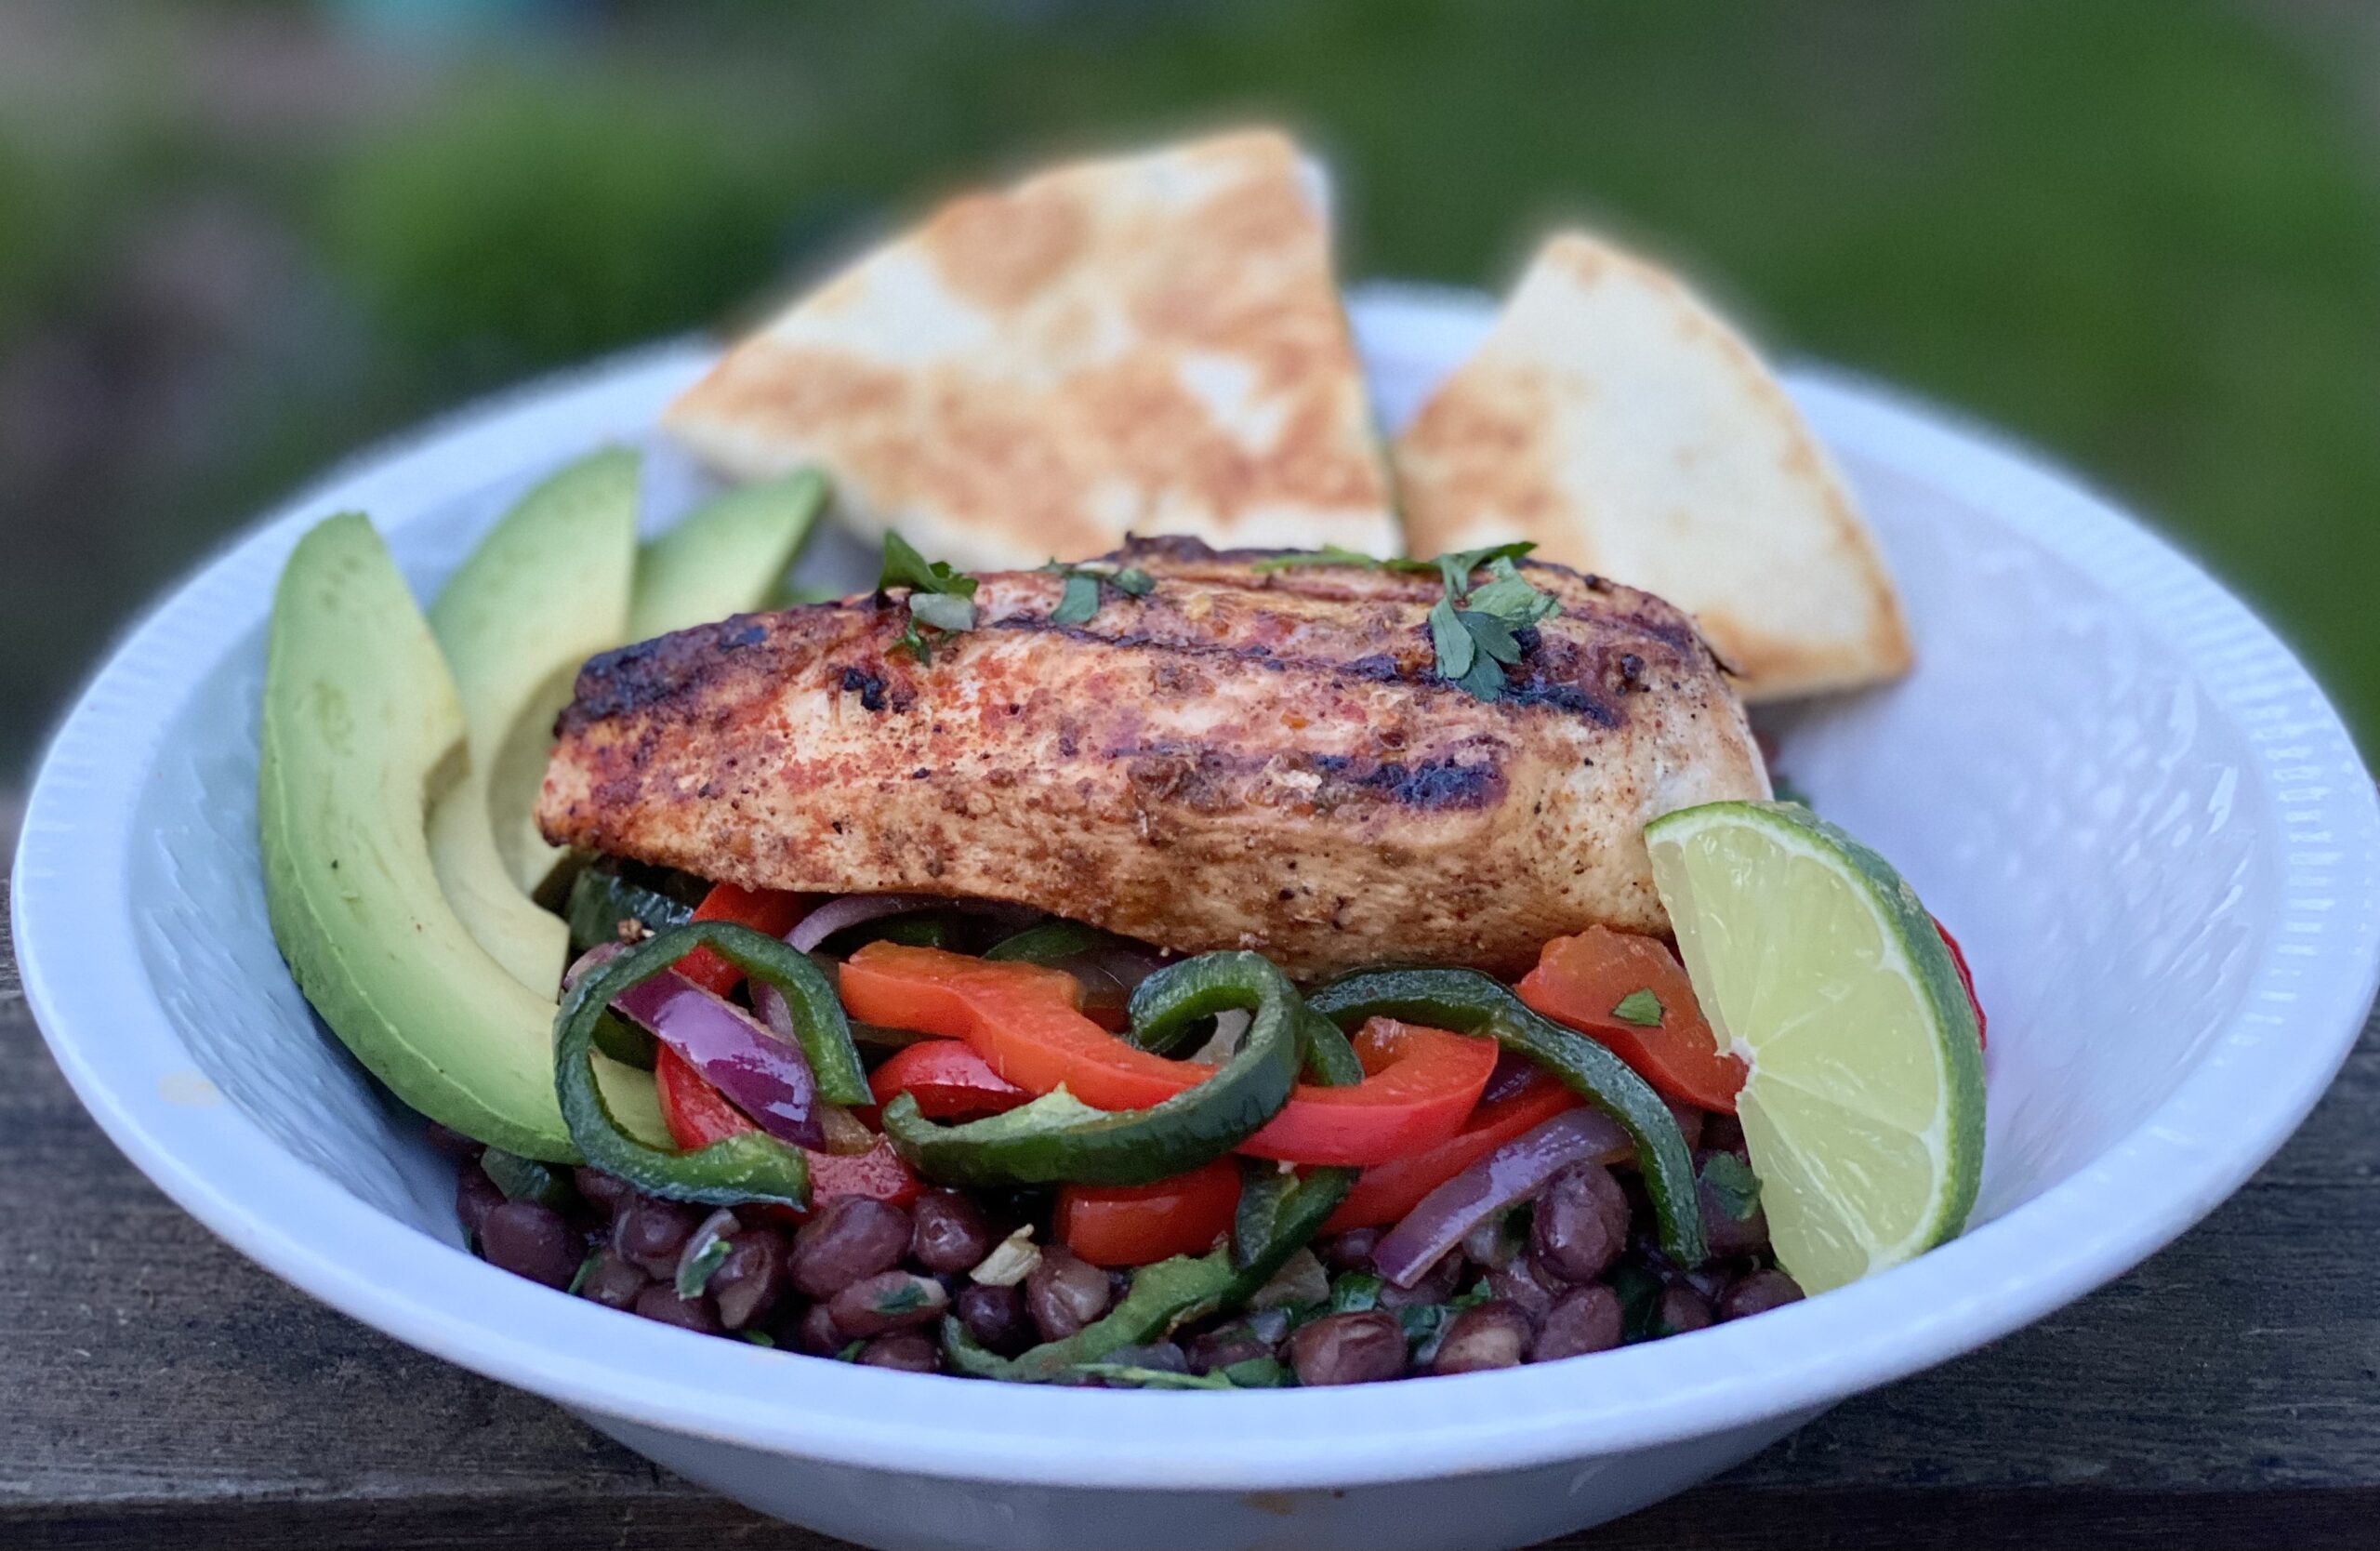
(1770, 773), (1816, 809)
(879, 532), (977, 599)
(1700, 1152), (1764, 1222)
(565, 1249), (602, 1298)
(1112, 567), (1156, 596)
(1428, 597), (1474, 681)
(907, 591), (975, 633)
(834, 1339), (866, 1361)
(1458, 606), (1523, 665)
(1328, 1271), (1384, 1314)
(674, 1234), (733, 1299)
(1050, 572), (1102, 626)
(740, 1330), (776, 1348)
(880, 534), (976, 663)
(1250, 544), (1387, 573)
(1610, 988), (1664, 1027)
(1465, 557), (1561, 627)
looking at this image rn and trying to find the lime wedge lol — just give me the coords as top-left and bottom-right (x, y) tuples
(1644, 802), (1983, 1294)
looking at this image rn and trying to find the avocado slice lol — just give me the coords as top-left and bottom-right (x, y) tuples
(627, 468), (826, 640)
(259, 514), (664, 1161)
(425, 448), (638, 989)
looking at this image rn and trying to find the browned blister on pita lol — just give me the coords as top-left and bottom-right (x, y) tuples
(664, 130), (1400, 570)
(1393, 232), (1913, 700)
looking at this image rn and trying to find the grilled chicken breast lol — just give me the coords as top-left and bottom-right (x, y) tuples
(537, 537), (1767, 979)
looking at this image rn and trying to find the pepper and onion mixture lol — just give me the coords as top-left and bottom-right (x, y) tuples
(449, 866), (1981, 1385)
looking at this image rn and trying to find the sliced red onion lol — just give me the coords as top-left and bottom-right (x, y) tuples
(1476, 1048), (1542, 1107)
(610, 971), (824, 1149)
(562, 941), (625, 993)
(1372, 1107), (1631, 1289)
(787, 895), (946, 953)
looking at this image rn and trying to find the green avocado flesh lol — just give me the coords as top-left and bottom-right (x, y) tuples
(259, 513), (662, 1161)
(628, 468), (826, 640)
(426, 447), (638, 991)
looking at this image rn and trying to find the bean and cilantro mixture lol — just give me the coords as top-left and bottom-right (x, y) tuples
(453, 869), (1816, 1386)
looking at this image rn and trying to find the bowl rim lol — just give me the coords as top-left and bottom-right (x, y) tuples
(13, 286), (2378, 1492)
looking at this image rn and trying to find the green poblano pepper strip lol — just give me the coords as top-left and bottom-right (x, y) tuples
(880, 951), (1303, 1188)
(940, 994), (1366, 1381)
(982, 919), (1115, 963)
(1307, 967), (1709, 1266)
(553, 921), (870, 1208)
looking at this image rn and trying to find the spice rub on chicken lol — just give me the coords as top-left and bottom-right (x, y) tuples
(536, 537), (1768, 980)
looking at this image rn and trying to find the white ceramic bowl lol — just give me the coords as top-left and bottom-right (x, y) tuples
(14, 287), (2379, 1551)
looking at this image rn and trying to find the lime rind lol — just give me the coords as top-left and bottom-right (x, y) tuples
(1645, 801), (1984, 1292)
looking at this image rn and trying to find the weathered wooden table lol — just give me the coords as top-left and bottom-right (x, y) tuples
(3, 882), (2373, 1549)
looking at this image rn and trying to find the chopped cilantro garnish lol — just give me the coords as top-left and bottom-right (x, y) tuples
(1699, 1152), (1763, 1222)
(1250, 544), (1390, 573)
(879, 533), (977, 663)
(1050, 571), (1102, 625)
(674, 1234), (733, 1299)
(1610, 988), (1665, 1027)
(1419, 545), (1559, 701)
(1041, 562), (1157, 625)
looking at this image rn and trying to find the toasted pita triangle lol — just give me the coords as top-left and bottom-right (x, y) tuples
(1392, 232), (1912, 700)
(665, 130), (1398, 570)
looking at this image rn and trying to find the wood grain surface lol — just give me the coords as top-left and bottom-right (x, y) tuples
(3, 882), (2373, 1549)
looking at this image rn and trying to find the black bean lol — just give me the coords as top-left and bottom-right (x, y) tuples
(856, 1332), (941, 1372)
(789, 1197), (913, 1298)
(1287, 1311), (1407, 1386)
(827, 1271), (948, 1337)
(1377, 1250), (1463, 1309)
(612, 1197), (702, 1279)
(1487, 1253), (1563, 1321)
(479, 1201), (583, 1289)
(425, 1122), (483, 1161)
(572, 1166), (638, 1219)
(1431, 1300), (1535, 1374)
(711, 1231), (788, 1331)
(1530, 1161), (1629, 1283)
(1184, 1323), (1276, 1374)
(908, 1190), (994, 1275)
(1025, 1246), (1112, 1341)
(1323, 1228), (1382, 1272)
(576, 1248), (651, 1311)
(1657, 1284), (1712, 1335)
(456, 1164), (507, 1241)
(1719, 1268), (1805, 1321)
(1532, 1284), (1623, 1361)
(789, 1301), (845, 1356)
(633, 1285), (723, 1333)
(956, 1282), (1035, 1357)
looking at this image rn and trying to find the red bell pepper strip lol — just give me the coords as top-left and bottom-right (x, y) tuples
(1055, 1157), (1243, 1268)
(1236, 1016), (1496, 1165)
(654, 1043), (919, 1212)
(1319, 1066), (1580, 1233)
(837, 943), (1492, 1166)
(1516, 926), (1746, 1113)
(866, 1039), (1032, 1120)
(673, 882), (809, 997)
(1935, 917), (1987, 1049)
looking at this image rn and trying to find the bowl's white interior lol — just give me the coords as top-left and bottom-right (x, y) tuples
(23, 285), (2373, 1492)
(125, 293), (2268, 1238)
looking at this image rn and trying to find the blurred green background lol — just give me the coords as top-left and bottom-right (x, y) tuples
(3, 0), (2376, 845)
